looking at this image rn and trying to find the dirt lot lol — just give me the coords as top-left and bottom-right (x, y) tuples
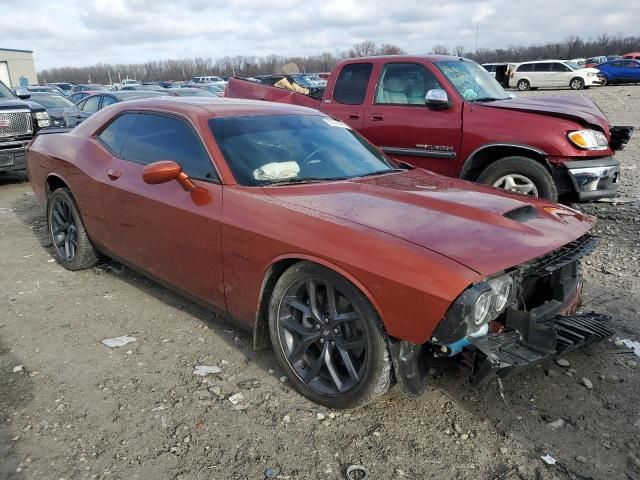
(1, 85), (639, 480)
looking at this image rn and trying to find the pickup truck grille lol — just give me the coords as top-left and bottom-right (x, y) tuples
(0, 111), (33, 138)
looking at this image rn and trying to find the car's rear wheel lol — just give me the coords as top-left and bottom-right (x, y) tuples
(477, 156), (558, 201)
(570, 77), (585, 90)
(517, 79), (530, 91)
(47, 188), (100, 270)
(268, 262), (392, 409)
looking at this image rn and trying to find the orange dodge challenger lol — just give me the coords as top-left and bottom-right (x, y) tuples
(26, 97), (612, 408)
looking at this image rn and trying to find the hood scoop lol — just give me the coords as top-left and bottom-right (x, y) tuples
(503, 205), (537, 223)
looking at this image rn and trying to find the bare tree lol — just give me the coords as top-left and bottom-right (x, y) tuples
(377, 44), (405, 55)
(431, 45), (450, 55)
(453, 45), (465, 57)
(348, 41), (378, 58)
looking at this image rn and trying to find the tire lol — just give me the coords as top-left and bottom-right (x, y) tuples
(268, 261), (392, 409)
(517, 79), (530, 91)
(477, 156), (558, 201)
(570, 77), (585, 90)
(600, 75), (608, 86)
(47, 187), (100, 270)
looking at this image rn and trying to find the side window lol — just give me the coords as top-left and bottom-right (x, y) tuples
(101, 96), (118, 108)
(517, 63), (533, 72)
(375, 63), (443, 105)
(551, 63), (570, 72)
(75, 99), (87, 110)
(628, 62), (640, 69)
(97, 113), (137, 156)
(533, 63), (551, 72)
(82, 96), (101, 113)
(333, 63), (373, 105)
(120, 113), (216, 180)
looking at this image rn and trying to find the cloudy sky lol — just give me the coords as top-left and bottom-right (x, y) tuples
(3, 0), (638, 70)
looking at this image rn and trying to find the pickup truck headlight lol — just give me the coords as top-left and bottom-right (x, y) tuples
(432, 273), (515, 344)
(34, 111), (50, 128)
(567, 129), (608, 150)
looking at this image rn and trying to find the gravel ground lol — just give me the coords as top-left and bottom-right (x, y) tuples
(1, 85), (639, 480)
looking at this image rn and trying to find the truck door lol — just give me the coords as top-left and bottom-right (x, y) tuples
(362, 62), (462, 176)
(320, 62), (373, 131)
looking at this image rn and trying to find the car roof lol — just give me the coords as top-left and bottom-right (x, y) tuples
(518, 60), (566, 64)
(103, 96), (323, 118)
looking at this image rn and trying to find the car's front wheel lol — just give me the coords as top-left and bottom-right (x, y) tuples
(517, 79), (530, 91)
(477, 156), (558, 201)
(570, 77), (585, 90)
(47, 187), (100, 270)
(268, 262), (392, 409)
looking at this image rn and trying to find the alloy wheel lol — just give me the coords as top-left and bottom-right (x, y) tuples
(50, 196), (78, 261)
(276, 277), (368, 395)
(493, 173), (539, 196)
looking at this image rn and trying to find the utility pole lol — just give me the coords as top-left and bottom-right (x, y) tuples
(475, 23), (479, 55)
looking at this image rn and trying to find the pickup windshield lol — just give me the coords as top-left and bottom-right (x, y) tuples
(210, 114), (395, 186)
(437, 60), (511, 101)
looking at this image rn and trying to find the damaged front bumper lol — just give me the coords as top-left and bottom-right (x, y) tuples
(462, 311), (613, 385)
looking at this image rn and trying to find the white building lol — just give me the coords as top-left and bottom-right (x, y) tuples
(0, 48), (37, 87)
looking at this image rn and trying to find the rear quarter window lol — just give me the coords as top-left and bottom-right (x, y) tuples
(517, 63), (533, 72)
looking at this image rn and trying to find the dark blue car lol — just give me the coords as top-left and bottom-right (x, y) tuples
(597, 59), (640, 85)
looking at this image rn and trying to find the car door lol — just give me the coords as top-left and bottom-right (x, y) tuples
(72, 94), (101, 125)
(531, 62), (552, 87)
(550, 62), (573, 87)
(321, 62), (373, 131)
(362, 61), (462, 176)
(623, 60), (640, 81)
(97, 111), (226, 309)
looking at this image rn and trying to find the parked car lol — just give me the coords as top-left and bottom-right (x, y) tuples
(67, 91), (101, 104)
(597, 59), (640, 85)
(0, 81), (49, 175)
(584, 56), (607, 68)
(26, 97), (613, 407)
(19, 85), (65, 96)
(120, 84), (166, 91)
(47, 82), (74, 96)
(226, 55), (633, 203)
(71, 84), (108, 93)
(166, 87), (216, 97)
(622, 52), (640, 60)
(24, 92), (74, 127)
(63, 90), (169, 127)
(509, 60), (603, 91)
(192, 75), (223, 83)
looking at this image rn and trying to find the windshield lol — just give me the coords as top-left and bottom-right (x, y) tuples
(30, 95), (74, 109)
(564, 62), (581, 71)
(437, 60), (510, 101)
(0, 81), (15, 99)
(210, 114), (395, 186)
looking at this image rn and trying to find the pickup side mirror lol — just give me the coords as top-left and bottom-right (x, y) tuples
(425, 89), (449, 108)
(15, 88), (31, 100)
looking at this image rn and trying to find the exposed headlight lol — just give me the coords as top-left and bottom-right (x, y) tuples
(472, 291), (492, 326)
(567, 129), (608, 150)
(432, 273), (516, 344)
(587, 72), (597, 77)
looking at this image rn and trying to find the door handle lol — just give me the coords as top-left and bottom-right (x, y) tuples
(106, 169), (121, 180)
(348, 113), (360, 119)
(370, 114), (384, 121)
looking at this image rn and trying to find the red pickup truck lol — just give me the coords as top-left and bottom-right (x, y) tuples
(226, 55), (633, 202)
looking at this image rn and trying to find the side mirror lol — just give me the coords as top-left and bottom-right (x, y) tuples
(425, 89), (449, 108)
(142, 160), (182, 184)
(15, 88), (31, 100)
(142, 160), (212, 206)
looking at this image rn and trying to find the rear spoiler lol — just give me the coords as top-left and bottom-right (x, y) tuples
(36, 127), (73, 136)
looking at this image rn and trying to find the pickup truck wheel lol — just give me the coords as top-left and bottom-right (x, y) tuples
(477, 156), (558, 201)
(517, 79), (530, 91)
(269, 262), (392, 409)
(570, 77), (585, 90)
(47, 188), (100, 270)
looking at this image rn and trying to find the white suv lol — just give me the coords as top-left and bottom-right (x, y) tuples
(509, 60), (603, 91)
